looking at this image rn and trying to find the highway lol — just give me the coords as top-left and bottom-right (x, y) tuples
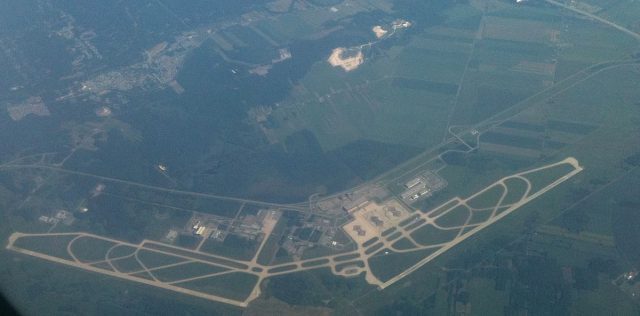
(544, 0), (640, 41)
(0, 163), (308, 212)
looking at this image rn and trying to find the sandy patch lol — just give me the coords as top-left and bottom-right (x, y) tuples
(146, 41), (168, 60)
(95, 106), (112, 117)
(372, 25), (388, 38)
(250, 65), (272, 76)
(169, 80), (185, 94)
(7, 96), (50, 121)
(328, 47), (363, 72)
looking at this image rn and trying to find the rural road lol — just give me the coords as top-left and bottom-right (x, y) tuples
(545, 0), (640, 41)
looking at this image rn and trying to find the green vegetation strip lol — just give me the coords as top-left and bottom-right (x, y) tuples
(522, 163), (576, 193)
(268, 264), (298, 274)
(468, 210), (494, 225)
(404, 218), (426, 231)
(399, 214), (420, 227)
(547, 119), (597, 135)
(335, 261), (365, 272)
(12, 235), (78, 261)
(434, 205), (471, 228)
(465, 184), (505, 209)
(501, 177), (529, 204)
(369, 248), (439, 283)
(333, 253), (360, 262)
(386, 231), (403, 241)
(153, 262), (229, 283)
(256, 215), (288, 265)
(137, 249), (188, 269)
(143, 243), (248, 270)
(426, 200), (459, 217)
(481, 132), (543, 150)
(411, 224), (460, 246)
(130, 271), (154, 281)
(108, 244), (137, 258)
(381, 227), (397, 237)
(301, 258), (330, 267)
(362, 237), (379, 248)
(391, 238), (417, 251)
(391, 78), (458, 95)
(364, 243), (385, 255)
(110, 256), (144, 273)
(69, 236), (119, 263)
(176, 272), (259, 301)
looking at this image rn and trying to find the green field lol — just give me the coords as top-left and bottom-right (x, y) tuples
(501, 177), (530, 204)
(434, 205), (471, 228)
(110, 256), (144, 273)
(465, 184), (505, 209)
(12, 235), (77, 261)
(411, 224), (460, 246)
(107, 244), (137, 258)
(177, 272), (259, 301)
(391, 237), (417, 250)
(467, 209), (494, 225)
(256, 215), (288, 265)
(137, 249), (188, 269)
(152, 262), (230, 283)
(199, 235), (259, 261)
(68, 236), (118, 262)
(369, 248), (439, 282)
(522, 163), (576, 193)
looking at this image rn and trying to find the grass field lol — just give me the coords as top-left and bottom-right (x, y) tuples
(391, 237), (417, 250)
(176, 272), (259, 301)
(368, 248), (439, 282)
(465, 184), (505, 209)
(434, 205), (471, 228)
(350, 55), (640, 314)
(523, 162), (578, 193)
(501, 177), (529, 205)
(110, 256), (144, 273)
(468, 209), (494, 225)
(411, 224), (460, 246)
(199, 235), (259, 261)
(69, 236), (118, 262)
(262, 13), (477, 152)
(12, 235), (77, 261)
(256, 215), (288, 265)
(137, 249), (188, 269)
(152, 262), (230, 283)
(466, 278), (508, 316)
(107, 244), (137, 258)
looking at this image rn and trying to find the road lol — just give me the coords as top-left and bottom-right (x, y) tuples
(0, 58), (634, 216)
(545, 0), (640, 41)
(0, 163), (307, 212)
(305, 59), (638, 207)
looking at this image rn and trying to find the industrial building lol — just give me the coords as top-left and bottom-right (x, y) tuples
(400, 170), (447, 203)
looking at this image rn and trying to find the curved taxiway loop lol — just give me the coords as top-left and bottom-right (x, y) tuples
(5, 157), (584, 306)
